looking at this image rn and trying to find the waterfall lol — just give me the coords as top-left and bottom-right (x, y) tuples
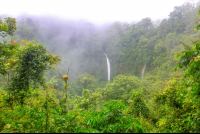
(141, 64), (146, 80)
(104, 53), (110, 81)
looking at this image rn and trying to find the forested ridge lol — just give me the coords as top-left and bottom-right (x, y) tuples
(1, 2), (200, 133)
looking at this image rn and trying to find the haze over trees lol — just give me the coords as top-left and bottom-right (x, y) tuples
(1, 1), (200, 133)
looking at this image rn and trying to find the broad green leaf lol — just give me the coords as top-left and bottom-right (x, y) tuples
(194, 24), (200, 32)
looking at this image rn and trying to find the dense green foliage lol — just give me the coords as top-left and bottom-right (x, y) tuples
(1, 1), (200, 133)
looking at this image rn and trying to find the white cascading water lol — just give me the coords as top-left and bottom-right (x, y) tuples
(104, 53), (110, 81)
(141, 64), (146, 80)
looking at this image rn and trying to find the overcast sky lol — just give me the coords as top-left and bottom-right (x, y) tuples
(0, 0), (190, 25)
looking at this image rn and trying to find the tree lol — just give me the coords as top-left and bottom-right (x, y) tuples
(76, 73), (95, 89)
(138, 18), (153, 29)
(102, 75), (141, 102)
(174, 11), (200, 99)
(0, 17), (17, 38)
(0, 17), (18, 107)
(127, 89), (150, 118)
(174, 39), (200, 99)
(0, 38), (19, 77)
(14, 19), (36, 40)
(10, 39), (61, 105)
(194, 10), (200, 31)
(74, 88), (102, 111)
(0, 17), (18, 76)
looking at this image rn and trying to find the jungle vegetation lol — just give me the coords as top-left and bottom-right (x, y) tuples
(1, 2), (200, 133)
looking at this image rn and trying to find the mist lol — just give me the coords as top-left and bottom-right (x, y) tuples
(0, 0), (198, 87)
(0, 5), (188, 83)
(1, 1), (200, 132)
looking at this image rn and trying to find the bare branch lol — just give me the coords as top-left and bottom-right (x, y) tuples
(58, 70), (62, 78)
